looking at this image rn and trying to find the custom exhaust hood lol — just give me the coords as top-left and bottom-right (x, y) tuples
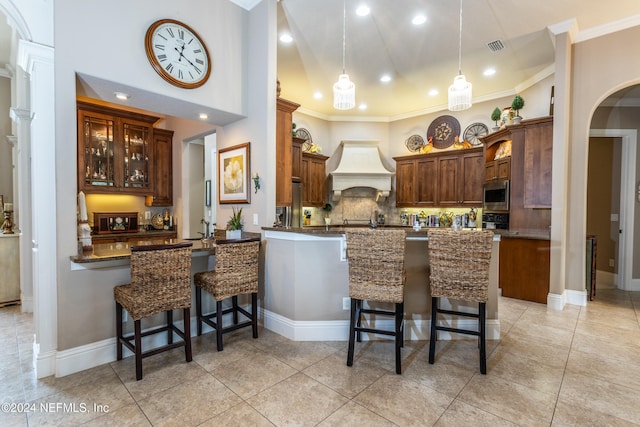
(330, 140), (394, 201)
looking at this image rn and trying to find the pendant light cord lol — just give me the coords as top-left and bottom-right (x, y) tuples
(458, 0), (463, 76)
(341, 0), (347, 74)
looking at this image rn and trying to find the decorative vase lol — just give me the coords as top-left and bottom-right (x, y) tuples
(513, 116), (522, 125)
(492, 126), (500, 132)
(226, 229), (242, 240)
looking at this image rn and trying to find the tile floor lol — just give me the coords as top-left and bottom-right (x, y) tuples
(1, 286), (640, 426)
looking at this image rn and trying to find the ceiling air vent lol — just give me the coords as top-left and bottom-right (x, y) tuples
(487, 40), (505, 52)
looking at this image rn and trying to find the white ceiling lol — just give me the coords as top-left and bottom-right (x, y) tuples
(277, 0), (640, 119)
(1, 2), (640, 121)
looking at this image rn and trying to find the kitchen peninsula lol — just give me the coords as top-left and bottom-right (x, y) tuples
(262, 226), (501, 342)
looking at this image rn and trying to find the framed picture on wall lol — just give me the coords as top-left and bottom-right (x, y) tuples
(218, 142), (250, 204)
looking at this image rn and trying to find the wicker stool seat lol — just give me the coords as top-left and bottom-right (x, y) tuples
(345, 228), (407, 374)
(194, 240), (260, 351)
(114, 242), (193, 381)
(427, 229), (493, 374)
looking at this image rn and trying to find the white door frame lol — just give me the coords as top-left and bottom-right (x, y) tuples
(589, 129), (637, 291)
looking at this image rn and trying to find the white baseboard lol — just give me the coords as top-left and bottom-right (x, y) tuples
(34, 340), (56, 379)
(566, 289), (587, 306)
(547, 292), (565, 310)
(21, 295), (33, 313)
(627, 278), (640, 292)
(596, 270), (616, 288)
(262, 309), (500, 342)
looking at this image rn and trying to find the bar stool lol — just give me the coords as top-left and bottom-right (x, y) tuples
(114, 242), (193, 381)
(345, 228), (406, 374)
(427, 229), (494, 374)
(194, 240), (260, 351)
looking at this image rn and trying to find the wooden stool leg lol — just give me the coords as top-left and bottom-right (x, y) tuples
(428, 297), (438, 365)
(167, 310), (173, 345)
(251, 293), (258, 339)
(116, 302), (123, 361)
(356, 299), (363, 342)
(184, 307), (193, 362)
(134, 319), (143, 381)
(216, 300), (224, 351)
(347, 298), (357, 367)
(232, 295), (239, 324)
(195, 287), (202, 336)
(479, 302), (487, 375)
(395, 302), (404, 374)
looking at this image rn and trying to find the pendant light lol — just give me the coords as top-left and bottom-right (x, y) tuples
(448, 0), (472, 111)
(333, 0), (355, 110)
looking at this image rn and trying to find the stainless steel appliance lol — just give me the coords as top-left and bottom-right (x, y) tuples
(483, 180), (510, 212)
(482, 212), (510, 230)
(275, 182), (302, 228)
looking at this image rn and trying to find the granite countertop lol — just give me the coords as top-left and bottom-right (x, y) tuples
(71, 231), (261, 264)
(262, 226), (550, 240)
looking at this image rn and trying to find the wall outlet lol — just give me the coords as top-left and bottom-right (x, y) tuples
(342, 297), (350, 310)
(253, 213), (259, 225)
(609, 258), (615, 267)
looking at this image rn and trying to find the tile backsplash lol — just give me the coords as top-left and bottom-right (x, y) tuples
(303, 187), (482, 228)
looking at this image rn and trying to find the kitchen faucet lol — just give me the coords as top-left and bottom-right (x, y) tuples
(200, 218), (210, 238)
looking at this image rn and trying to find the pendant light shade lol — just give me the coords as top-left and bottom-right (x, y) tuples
(333, 0), (355, 110)
(448, 0), (472, 111)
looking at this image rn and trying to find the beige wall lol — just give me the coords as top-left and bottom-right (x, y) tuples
(570, 25), (640, 290)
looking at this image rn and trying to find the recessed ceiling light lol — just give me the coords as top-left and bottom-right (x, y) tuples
(114, 92), (129, 100)
(356, 5), (370, 16)
(313, 91), (323, 99)
(279, 33), (293, 43)
(483, 68), (496, 76)
(412, 14), (427, 25)
(428, 89), (439, 96)
(358, 103), (367, 110)
(380, 74), (392, 83)
(199, 113), (208, 120)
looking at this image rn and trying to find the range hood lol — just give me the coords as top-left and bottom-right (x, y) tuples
(330, 140), (394, 201)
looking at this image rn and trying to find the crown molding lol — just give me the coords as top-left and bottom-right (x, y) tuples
(228, 0), (262, 10)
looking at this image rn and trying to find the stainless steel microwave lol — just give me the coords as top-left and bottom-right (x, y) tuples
(483, 180), (510, 212)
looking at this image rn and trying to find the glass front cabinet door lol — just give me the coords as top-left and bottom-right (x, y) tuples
(77, 102), (158, 195)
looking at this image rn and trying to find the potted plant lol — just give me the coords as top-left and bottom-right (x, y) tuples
(491, 107), (502, 131)
(511, 95), (525, 124)
(226, 206), (243, 239)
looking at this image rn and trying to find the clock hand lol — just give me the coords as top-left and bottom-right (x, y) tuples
(174, 47), (197, 68)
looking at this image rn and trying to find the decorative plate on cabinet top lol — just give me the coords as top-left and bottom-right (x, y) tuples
(405, 134), (425, 152)
(151, 213), (164, 230)
(463, 122), (489, 146)
(427, 115), (461, 149)
(295, 128), (313, 152)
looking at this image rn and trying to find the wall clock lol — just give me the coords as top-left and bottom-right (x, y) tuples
(145, 19), (212, 89)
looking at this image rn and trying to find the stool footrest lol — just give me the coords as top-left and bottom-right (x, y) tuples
(434, 324), (480, 337)
(435, 308), (479, 319)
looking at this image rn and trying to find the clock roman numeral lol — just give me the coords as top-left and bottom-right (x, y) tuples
(158, 34), (167, 41)
(178, 29), (184, 40)
(194, 49), (201, 54)
(196, 58), (204, 65)
(157, 54), (167, 62)
(166, 28), (174, 38)
(165, 63), (174, 73)
(187, 38), (193, 45)
(154, 44), (165, 51)
(189, 71), (194, 79)
(178, 69), (183, 80)
(193, 65), (202, 74)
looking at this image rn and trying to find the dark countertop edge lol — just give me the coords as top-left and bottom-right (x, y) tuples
(70, 232), (262, 264)
(262, 226), (550, 240)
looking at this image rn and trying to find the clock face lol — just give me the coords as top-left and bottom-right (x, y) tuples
(145, 19), (211, 89)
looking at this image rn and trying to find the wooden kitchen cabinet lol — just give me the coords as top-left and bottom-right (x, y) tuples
(77, 101), (159, 195)
(499, 237), (550, 304)
(394, 147), (482, 208)
(302, 152), (328, 207)
(150, 128), (174, 206)
(291, 136), (304, 183)
(276, 98), (300, 207)
(523, 122), (553, 208)
(480, 116), (553, 232)
(484, 157), (511, 182)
